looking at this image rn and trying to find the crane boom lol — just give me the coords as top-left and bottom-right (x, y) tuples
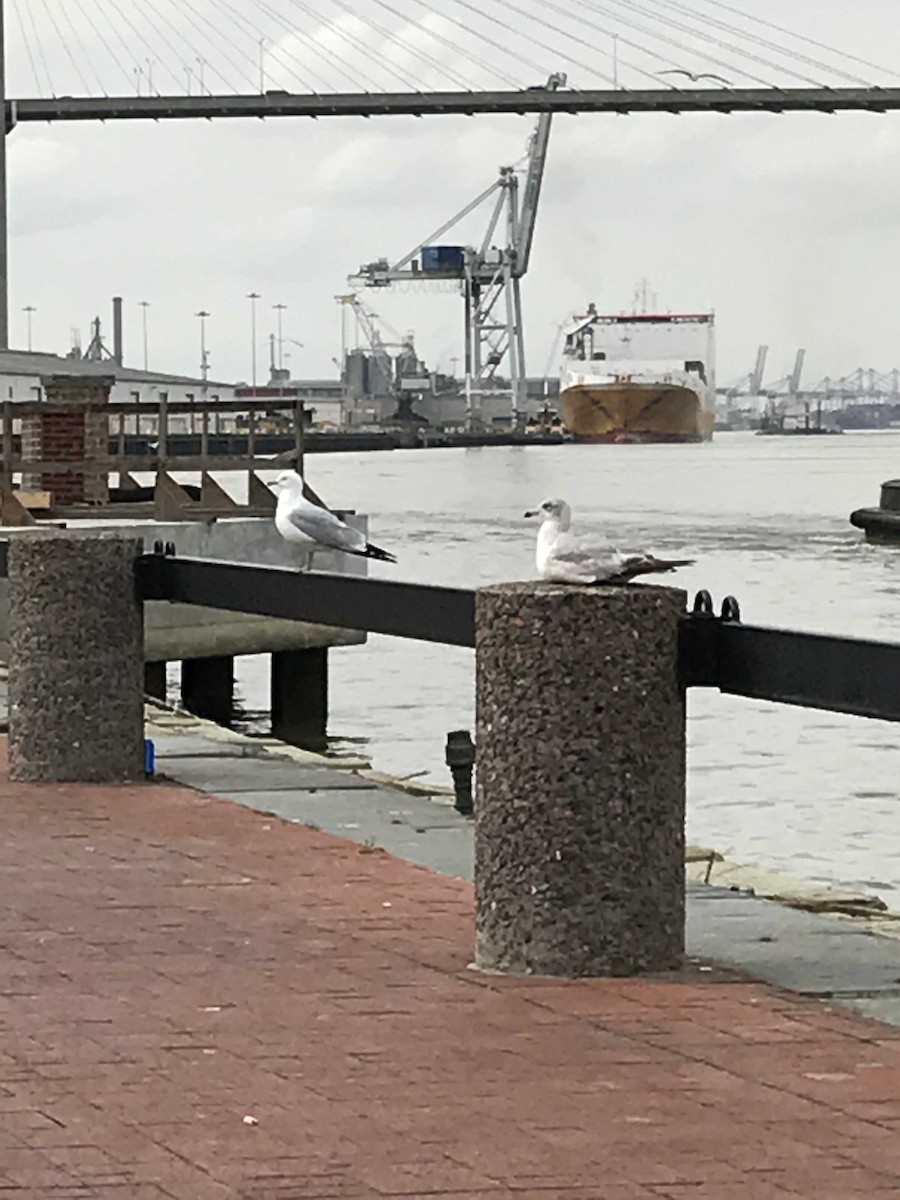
(515, 72), (566, 279)
(750, 345), (768, 394)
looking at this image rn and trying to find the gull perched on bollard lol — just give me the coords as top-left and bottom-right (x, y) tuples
(272, 469), (397, 571)
(524, 498), (693, 585)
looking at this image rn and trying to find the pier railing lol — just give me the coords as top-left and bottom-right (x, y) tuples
(132, 550), (900, 724)
(3, 533), (900, 978)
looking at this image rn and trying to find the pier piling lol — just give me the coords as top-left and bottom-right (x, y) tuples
(181, 655), (234, 725)
(271, 647), (328, 750)
(474, 582), (686, 977)
(8, 532), (144, 782)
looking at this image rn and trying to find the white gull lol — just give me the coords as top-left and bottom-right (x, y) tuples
(524, 498), (693, 584)
(272, 470), (397, 571)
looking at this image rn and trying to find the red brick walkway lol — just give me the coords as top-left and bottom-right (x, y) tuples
(0, 747), (899, 1198)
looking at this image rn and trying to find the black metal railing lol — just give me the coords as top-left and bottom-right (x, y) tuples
(2, 542), (899, 723)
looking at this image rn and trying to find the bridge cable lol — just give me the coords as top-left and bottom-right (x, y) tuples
(585, 0), (809, 88)
(150, 0), (265, 92)
(696, 0), (900, 85)
(237, 0), (384, 92)
(608, 0), (858, 87)
(639, 0), (870, 85)
(9, 0), (45, 95)
(323, 0), (477, 91)
(276, 0), (432, 93)
(58, 0), (118, 95)
(11, 0), (56, 95)
(35, 0), (96, 95)
(74, 0), (151, 94)
(369, 0), (525, 89)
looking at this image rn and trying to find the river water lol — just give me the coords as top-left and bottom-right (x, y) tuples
(214, 432), (899, 899)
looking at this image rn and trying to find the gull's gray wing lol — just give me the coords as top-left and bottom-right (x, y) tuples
(287, 503), (367, 553)
(548, 532), (619, 569)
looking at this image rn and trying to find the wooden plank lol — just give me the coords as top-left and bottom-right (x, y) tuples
(154, 472), (197, 521)
(247, 471), (276, 513)
(15, 490), (53, 510)
(1, 490), (38, 526)
(200, 472), (240, 511)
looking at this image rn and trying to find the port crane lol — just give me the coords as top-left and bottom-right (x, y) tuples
(350, 72), (567, 426)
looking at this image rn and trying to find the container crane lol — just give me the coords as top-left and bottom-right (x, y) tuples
(350, 72), (567, 426)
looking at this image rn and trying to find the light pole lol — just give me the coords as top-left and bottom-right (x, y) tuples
(22, 305), (35, 351)
(272, 302), (287, 374)
(195, 310), (210, 437)
(612, 35), (619, 89)
(139, 300), (149, 370)
(146, 58), (155, 95)
(259, 38), (267, 93)
(247, 292), (261, 390)
(195, 310), (210, 383)
(196, 57), (206, 94)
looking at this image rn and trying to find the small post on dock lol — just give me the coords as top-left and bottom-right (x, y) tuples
(7, 532), (144, 782)
(474, 582), (686, 977)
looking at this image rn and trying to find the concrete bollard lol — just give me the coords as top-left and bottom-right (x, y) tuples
(474, 581), (686, 977)
(8, 533), (145, 782)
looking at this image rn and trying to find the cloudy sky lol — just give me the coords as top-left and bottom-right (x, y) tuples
(7, 0), (900, 388)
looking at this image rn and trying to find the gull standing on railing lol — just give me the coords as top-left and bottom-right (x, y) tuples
(272, 470), (397, 571)
(525, 498), (693, 584)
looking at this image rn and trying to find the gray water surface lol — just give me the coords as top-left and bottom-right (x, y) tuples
(227, 432), (899, 898)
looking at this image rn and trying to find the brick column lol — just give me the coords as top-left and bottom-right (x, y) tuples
(22, 374), (114, 505)
(474, 582), (686, 977)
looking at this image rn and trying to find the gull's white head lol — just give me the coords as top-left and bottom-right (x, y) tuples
(272, 469), (304, 494)
(524, 498), (572, 530)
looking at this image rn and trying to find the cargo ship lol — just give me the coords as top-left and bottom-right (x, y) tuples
(559, 305), (716, 443)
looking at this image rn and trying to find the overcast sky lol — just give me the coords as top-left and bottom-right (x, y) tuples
(7, 0), (900, 388)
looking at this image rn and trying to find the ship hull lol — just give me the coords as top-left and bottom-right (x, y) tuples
(560, 382), (714, 444)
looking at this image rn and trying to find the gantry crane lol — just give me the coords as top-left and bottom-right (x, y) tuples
(350, 72), (567, 426)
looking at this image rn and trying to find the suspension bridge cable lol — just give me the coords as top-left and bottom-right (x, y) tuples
(369, 0), (524, 89)
(695, 0), (900, 84)
(611, 0), (859, 87)
(367, 0), (520, 88)
(400, 0), (536, 87)
(212, 0), (339, 93)
(591, 0), (788, 87)
(96, 0), (198, 94)
(523, 0), (716, 89)
(430, 0), (573, 83)
(35, 0), (95, 94)
(248, 0), (394, 92)
(75, 0), (150, 93)
(328, 0), (478, 90)
(149, 0), (263, 92)
(641, 0), (870, 85)
(9, 0), (45, 94)
(58, 0), (114, 94)
(296, 0), (433, 92)
(13, 0), (56, 94)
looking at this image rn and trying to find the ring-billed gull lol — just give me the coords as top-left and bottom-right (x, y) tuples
(272, 470), (397, 571)
(524, 498), (693, 584)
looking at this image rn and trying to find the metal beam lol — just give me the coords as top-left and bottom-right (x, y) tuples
(135, 555), (476, 648)
(7, 86), (900, 125)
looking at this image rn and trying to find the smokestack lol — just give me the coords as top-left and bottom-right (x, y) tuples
(112, 296), (123, 366)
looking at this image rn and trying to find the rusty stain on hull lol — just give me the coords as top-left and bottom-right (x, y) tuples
(561, 382), (715, 443)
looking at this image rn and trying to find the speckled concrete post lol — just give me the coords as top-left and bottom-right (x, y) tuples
(475, 582), (686, 977)
(8, 533), (144, 782)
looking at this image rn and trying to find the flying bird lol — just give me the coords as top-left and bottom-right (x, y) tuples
(272, 470), (397, 571)
(658, 69), (732, 85)
(524, 498), (693, 585)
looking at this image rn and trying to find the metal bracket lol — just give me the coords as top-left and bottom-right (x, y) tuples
(678, 590), (742, 688)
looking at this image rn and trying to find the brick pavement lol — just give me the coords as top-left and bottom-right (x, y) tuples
(0, 743), (899, 1198)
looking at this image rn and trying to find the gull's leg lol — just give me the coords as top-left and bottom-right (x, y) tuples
(307, 548), (316, 573)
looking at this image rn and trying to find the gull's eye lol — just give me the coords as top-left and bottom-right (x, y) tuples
(542, 501), (552, 511)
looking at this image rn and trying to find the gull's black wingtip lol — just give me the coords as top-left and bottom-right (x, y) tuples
(365, 543), (397, 564)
